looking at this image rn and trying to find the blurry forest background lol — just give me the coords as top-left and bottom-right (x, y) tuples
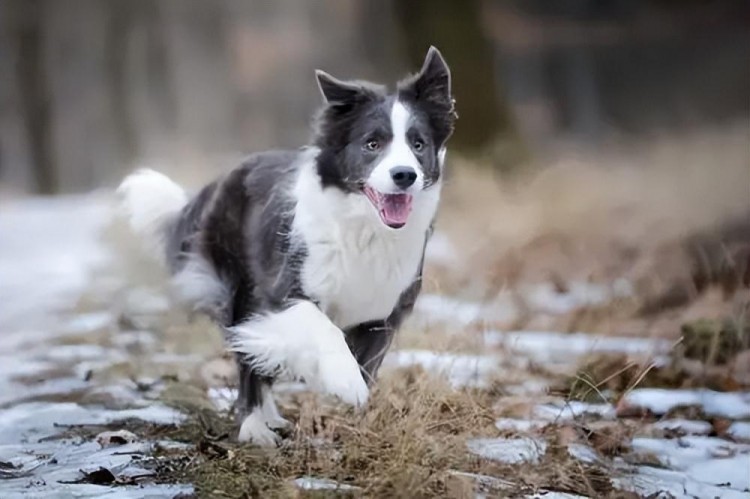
(1, 0), (748, 194)
(1, 3), (749, 495)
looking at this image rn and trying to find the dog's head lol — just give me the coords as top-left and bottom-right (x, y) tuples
(313, 47), (456, 229)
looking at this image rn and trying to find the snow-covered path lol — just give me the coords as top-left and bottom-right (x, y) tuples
(0, 194), (191, 498)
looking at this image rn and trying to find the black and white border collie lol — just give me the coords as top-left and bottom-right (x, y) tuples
(118, 47), (456, 446)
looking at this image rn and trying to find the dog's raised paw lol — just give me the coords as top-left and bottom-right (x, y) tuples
(316, 351), (369, 407)
(265, 415), (292, 430)
(238, 412), (281, 447)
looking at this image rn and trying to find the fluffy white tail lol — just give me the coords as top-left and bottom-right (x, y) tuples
(117, 169), (187, 257)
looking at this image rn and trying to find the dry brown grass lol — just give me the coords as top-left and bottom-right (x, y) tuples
(159, 368), (497, 498)
(136, 367), (633, 498)
(394, 322), (487, 354)
(431, 123), (750, 339)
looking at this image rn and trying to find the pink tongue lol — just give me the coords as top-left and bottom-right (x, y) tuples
(381, 194), (412, 227)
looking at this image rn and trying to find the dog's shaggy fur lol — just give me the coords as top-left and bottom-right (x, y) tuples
(118, 47), (456, 445)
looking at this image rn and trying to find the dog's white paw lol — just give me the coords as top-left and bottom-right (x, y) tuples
(237, 412), (281, 447)
(265, 416), (292, 430)
(316, 351), (369, 407)
(260, 386), (291, 430)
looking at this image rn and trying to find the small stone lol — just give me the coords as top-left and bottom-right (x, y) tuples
(96, 429), (138, 448)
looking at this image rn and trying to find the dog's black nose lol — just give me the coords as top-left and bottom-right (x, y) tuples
(390, 166), (417, 189)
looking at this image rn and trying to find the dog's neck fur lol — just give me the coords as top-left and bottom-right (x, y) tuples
(291, 147), (440, 329)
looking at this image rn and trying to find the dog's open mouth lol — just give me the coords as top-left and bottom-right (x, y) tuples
(363, 186), (413, 229)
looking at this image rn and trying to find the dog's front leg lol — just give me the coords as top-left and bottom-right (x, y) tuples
(228, 300), (369, 407)
(346, 321), (393, 386)
(234, 362), (286, 446)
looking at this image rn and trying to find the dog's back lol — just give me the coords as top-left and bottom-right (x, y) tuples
(120, 150), (304, 325)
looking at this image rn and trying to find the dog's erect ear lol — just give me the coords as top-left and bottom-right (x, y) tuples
(400, 46), (455, 147)
(409, 46), (452, 105)
(315, 70), (364, 104)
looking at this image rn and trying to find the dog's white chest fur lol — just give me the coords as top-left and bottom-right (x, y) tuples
(300, 215), (424, 329)
(292, 153), (439, 330)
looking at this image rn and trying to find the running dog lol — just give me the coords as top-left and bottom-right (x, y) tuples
(118, 46), (456, 445)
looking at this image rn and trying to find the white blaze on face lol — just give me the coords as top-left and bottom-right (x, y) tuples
(367, 101), (424, 193)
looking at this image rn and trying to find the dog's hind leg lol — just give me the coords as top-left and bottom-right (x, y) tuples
(235, 360), (283, 446)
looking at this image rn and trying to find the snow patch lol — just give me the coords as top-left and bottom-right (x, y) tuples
(526, 493), (589, 499)
(293, 477), (360, 491)
(415, 294), (517, 326)
(58, 311), (113, 334)
(622, 389), (750, 418)
(534, 401), (616, 421)
(208, 387), (238, 412)
(486, 330), (669, 363)
(495, 418), (547, 432)
(467, 437), (547, 464)
(0, 194), (112, 331)
(617, 465), (749, 499)
(652, 419), (712, 436)
(523, 279), (633, 315)
(0, 440), (192, 498)
(0, 402), (184, 444)
(629, 436), (750, 490)
(383, 350), (497, 387)
(727, 422), (750, 441)
(567, 443), (601, 464)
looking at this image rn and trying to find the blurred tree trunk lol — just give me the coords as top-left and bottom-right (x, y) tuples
(106, 0), (138, 169)
(10, 0), (57, 194)
(359, 0), (406, 82)
(392, 0), (523, 163)
(105, 0), (175, 171)
(142, 1), (175, 135)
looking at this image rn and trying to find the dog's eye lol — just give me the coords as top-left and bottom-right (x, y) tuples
(412, 138), (425, 152)
(364, 139), (380, 152)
